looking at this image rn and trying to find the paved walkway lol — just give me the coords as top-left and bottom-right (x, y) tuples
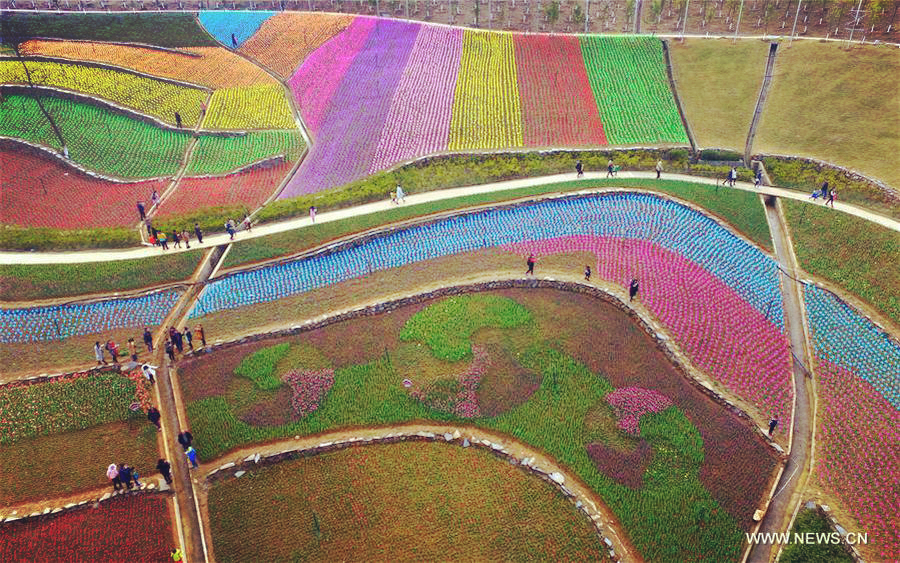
(2, 172), (897, 265)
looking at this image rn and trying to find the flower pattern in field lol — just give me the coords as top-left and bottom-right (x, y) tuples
(504, 235), (792, 430)
(367, 25), (463, 174)
(513, 34), (607, 147)
(197, 11), (276, 48)
(411, 346), (488, 418)
(283, 18), (419, 197)
(606, 387), (674, 435)
(282, 369), (335, 417)
(805, 284), (900, 561)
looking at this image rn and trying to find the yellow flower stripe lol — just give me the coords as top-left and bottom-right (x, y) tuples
(239, 13), (355, 79)
(202, 84), (296, 130)
(0, 59), (205, 127)
(20, 40), (275, 89)
(448, 30), (523, 151)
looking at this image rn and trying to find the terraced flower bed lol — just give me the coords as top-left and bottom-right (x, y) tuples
(186, 130), (304, 176)
(19, 40), (275, 89)
(0, 59), (206, 127)
(804, 284), (900, 562)
(0, 146), (168, 229)
(201, 84), (296, 130)
(238, 12), (354, 79)
(0, 495), (173, 562)
(183, 292), (779, 562)
(0, 94), (191, 179)
(208, 441), (608, 562)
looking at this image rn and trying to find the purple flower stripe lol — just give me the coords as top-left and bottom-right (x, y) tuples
(606, 387), (674, 435)
(282, 19), (420, 198)
(368, 25), (463, 175)
(288, 17), (376, 137)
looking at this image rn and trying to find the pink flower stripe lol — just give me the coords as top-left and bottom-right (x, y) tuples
(503, 235), (793, 428)
(368, 25), (463, 174)
(411, 345), (488, 418)
(513, 34), (607, 147)
(288, 17), (376, 137)
(815, 358), (900, 561)
(606, 387), (674, 435)
(282, 369), (336, 417)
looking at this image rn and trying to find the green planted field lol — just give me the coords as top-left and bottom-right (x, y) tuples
(208, 441), (608, 562)
(185, 130), (305, 176)
(580, 36), (688, 146)
(182, 292), (778, 562)
(0, 93), (191, 178)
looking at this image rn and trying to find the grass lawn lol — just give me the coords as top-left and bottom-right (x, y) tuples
(780, 508), (854, 563)
(669, 38), (770, 151)
(755, 42), (900, 191)
(208, 441), (607, 562)
(0, 251), (202, 303)
(224, 178), (771, 269)
(185, 291), (779, 562)
(783, 199), (900, 327)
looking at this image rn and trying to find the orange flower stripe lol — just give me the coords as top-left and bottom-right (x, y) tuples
(238, 12), (355, 79)
(20, 40), (276, 89)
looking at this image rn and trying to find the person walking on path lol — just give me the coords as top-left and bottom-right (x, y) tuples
(225, 219), (236, 240)
(231, 33), (238, 48)
(147, 406), (162, 429)
(768, 417), (778, 436)
(171, 231), (181, 249)
(165, 340), (176, 362)
(142, 363), (156, 384)
(119, 464), (133, 490)
(395, 185), (406, 204)
(826, 189), (837, 208)
(242, 216), (253, 232)
(607, 160), (615, 178)
(143, 327), (154, 353)
(575, 160), (583, 177)
(107, 463), (121, 490)
(106, 340), (119, 363)
(158, 231), (168, 250)
(309, 206), (317, 223)
(174, 111), (182, 129)
(195, 325), (206, 347)
(128, 337), (138, 362)
(629, 278), (640, 301)
(183, 326), (194, 351)
(151, 189), (160, 209)
(754, 169), (763, 188)
(194, 223), (203, 244)
(94, 342), (106, 365)
(171, 548), (183, 562)
(584, 265), (591, 281)
(157, 459), (173, 484)
(180, 229), (190, 249)
(170, 327), (184, 354)
(526, 253), (536, 276)
(131, 467), (142, 488)
(146, 219), (154, 237)
(137, 201), (146, 221)
(655, 160), (663, 179)
(178, 430), (193, 452)
(185, 446), (199, 469)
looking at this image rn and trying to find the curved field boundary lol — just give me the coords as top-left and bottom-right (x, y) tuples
(200, 425), (638, 562)
(16, 36), (203, 57)
(0, 486), (169, 524)
(660, 39), (697, 154)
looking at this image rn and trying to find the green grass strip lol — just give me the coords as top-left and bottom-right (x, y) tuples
(580, 36), (688, 145)
(186, 130), (305, 176)
(0, 250), (202, 302)
(783, 199), (900, 326)
(0, 93), (191, 179)
(225, 178), (771, 268)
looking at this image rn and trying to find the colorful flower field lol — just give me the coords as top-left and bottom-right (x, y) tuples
(0, 59), (206, 127)
(804, 284), (900, 561)
(281, 21), (687, 196)
(238, 12), (355, 79)
(283, 368), (336, 417)
(606, 387), (674, 435)
(0, 495), (173, 562)
(185, 129), (304, 176)
(1, 289), (181, 344)
(201, 84), (296, 130)
(1, 94), (191, 179)
(0, 146), (167, 229)
(197, 10), (276, 48)
(19, 40), (274, 89)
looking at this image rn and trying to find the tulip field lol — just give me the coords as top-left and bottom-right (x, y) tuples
(0, 60), (206, 128)
(0, 146), (168, 229)
(186, 130), (304, 176)
(1, 289), (181, 344)
(19, 41), (274, 89)
(804, 284), (900, 561)
(201, 84), (296, 130)
(0, 495), (173, 562)
(238, 12), (355, 79)
(183, 292), (778, 561)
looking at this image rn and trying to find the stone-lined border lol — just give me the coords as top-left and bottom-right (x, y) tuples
(0, 486), (169, 525)
(660, 39), (698, 154)
(184, 278), (787, 461)
(1, 281), (187, 314)
(204, 430), (626, 562)
(0, 363), (127, 389)
(758, 153), (900, 204)
(775, 501), (867, 563)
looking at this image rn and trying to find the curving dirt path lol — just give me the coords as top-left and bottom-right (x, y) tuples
(192, 424), (644, 563)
